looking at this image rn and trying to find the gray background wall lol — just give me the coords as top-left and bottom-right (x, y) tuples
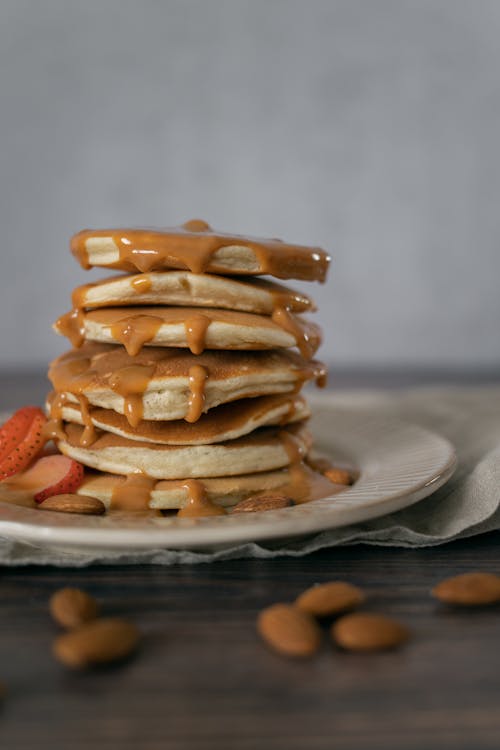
(0, 0), (499, 370)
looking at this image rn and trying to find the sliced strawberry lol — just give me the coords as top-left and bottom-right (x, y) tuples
(11, 454), (85, 503)
(0, 407), (47, 480)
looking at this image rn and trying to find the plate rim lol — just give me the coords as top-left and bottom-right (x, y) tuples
(0, 397), (457, 551)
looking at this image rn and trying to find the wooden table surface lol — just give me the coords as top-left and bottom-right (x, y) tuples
(1, 371), (499, 750)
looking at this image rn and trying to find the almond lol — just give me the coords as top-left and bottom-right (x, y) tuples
(39, 493), (105, 515)
(231, 493), (293, 514)
(332, 613), (410, 651)
(296, 581), (365, 618)
(323, 467), (353, 485)
(257, 603), (322, 657)
(53, 618), (140, 669)
(49, 587), (98, 629)
(431, 572), (500, 606)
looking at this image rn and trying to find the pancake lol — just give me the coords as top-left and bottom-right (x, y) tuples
(48, 343), (326, 423)
(46, 392), (310, 445)
(71, 220), (330, 282)
(56, 422), (312, 479)
(78, 463), (340, 510)
(71, 272), (315, 314)
(54, 306), (321, 359)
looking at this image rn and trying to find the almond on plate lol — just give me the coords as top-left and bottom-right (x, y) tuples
(50, 588), (99, 629)
(39, 493), (105, 515)
(431, 572), (500, 606)
(296, 581), (365, 618)
(231, 493), (293, 513)
(332, 613), (410, 651)
(257, 603), (322, 657)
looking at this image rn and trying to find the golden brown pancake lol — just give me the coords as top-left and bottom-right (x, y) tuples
(48, 343), (326, 422)
(56, 421), (312, 479)
(54, 305), (321, 359)
(71, 272), (315, 314)
(46, 391), (310, 445)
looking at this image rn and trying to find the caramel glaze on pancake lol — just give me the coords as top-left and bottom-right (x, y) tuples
(47, 343), (326, 429)
(55, 306), (322, 360)
(71, 220), (330, 282)
(46, 391), (309, 446)
(71, 272), (316, 315)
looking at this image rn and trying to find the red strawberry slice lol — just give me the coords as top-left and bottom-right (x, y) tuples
(0, 407), (47, 480)
(11, 454), (85, 503)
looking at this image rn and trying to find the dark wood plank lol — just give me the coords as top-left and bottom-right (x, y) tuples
(1, 535), (500, 750)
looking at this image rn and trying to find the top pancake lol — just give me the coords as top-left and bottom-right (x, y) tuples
(70, 220), (330, 283)
(72, 272), (315, 315)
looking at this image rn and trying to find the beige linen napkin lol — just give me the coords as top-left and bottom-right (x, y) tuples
(1, 386), (499, 566)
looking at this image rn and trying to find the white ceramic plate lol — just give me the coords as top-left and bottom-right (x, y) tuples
(0, 395), (456, 552)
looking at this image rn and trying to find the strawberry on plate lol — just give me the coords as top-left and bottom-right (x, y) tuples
(11, 454), (85, 503)
(0, 407), (47, 480)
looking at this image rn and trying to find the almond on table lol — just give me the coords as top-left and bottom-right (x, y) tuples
(332, 613), (410, 652)
(53, 618), (140, 669)
(431, 572), (500, 606)
(296, 581), (365, 618)
(50, 588), (99, 628)
(257, 603), (322, 658)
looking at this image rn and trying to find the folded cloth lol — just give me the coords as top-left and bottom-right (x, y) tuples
(1, 385), (499, 566)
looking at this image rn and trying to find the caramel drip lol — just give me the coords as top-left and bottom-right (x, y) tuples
(43, 392), (70, 442)
(184, 313), (210, 355)
(281, 461), (340, 505)
(76, 394), (97, 447)
(55, 308), (86, 348)
(71, 282), (97, 310)
(70, 221), (330, 282)
(131, 275), (152, 294)
(48, 355), (98, 396)
(272, 306), (320, 360)
(279, 429), (307, 464)
(316, 370), (328, 388)
(109, 365), (155, 427)
(109, 314), (164, 356)
(278, 397), (297, 426)
(267, 287), (315, 314)
(186, 365), (208, 423)
(111, 473), (157, 511)
(176, 479), (225, 518)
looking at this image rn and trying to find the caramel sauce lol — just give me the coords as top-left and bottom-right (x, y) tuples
(70, 221), (330, 282)
(54, 308), (86, 348)
(281, 461), (341, 505)
(130, 275), (152, 294)
(272, 306), (320, 360)
(186, 365), (208, 423)
(176, 479), (226, 518)
(184, 313), (211, 355)
(279, 428), (307, 464)
(43, 390), (69, 442)
(110, 473), (157, 511)
(76, 394), (97, 447)
(109, 365), (155, 427)
(109, 314), (164, 356)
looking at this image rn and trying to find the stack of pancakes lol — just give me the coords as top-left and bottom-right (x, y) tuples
(47, 220), (332, 515)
